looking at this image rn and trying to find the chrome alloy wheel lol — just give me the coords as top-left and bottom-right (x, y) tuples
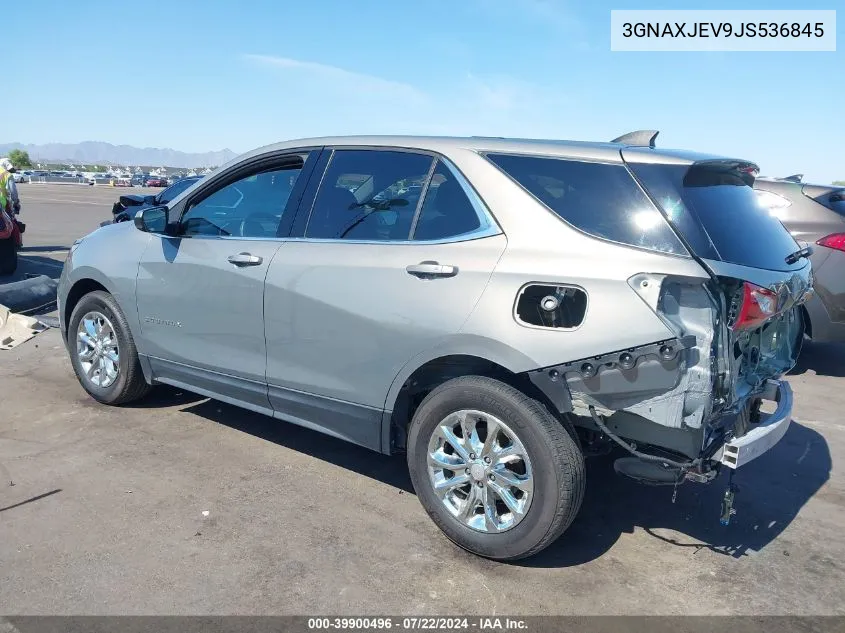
(427, 410), (534, 533)
(76, 311), (120, 388)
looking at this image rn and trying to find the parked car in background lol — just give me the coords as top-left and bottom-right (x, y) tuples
(754, 175), (845, 343)
(146, 176), (168, 187)
(107, 175), (204, 224)
(60, 133), (811, 560)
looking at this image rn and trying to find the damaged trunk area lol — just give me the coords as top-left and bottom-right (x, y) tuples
(551, 154), (815, 485)
(532, 271), (807, 483)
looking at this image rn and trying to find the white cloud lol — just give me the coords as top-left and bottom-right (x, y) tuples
(240, 54), (575, 141)
(243, 54), (423, 99)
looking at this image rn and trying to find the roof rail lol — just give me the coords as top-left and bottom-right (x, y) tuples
(780, 174), (803, 183)
(611, 130), (659, 148)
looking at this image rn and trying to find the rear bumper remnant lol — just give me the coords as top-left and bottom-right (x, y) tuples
(717, 379), (792, 469)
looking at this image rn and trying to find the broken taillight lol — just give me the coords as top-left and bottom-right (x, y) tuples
(817, 233), (845, 253)
(732, 282), (779, 331)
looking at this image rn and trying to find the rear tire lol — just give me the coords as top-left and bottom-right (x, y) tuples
(407, 375), (585, 561)
(68, 290), (152, 405)
(0, 236), (17, 275)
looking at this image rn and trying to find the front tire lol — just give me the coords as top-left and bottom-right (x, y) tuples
(0, 236), (17, 275)
(68, 290), (151, 405)
(407, 376), (585, 561)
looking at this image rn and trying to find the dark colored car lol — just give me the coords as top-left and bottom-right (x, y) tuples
(107, 176), (203, 225)
(754, 175), (845, 343)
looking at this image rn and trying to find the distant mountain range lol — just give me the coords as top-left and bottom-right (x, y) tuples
(0, 141), (238, 168)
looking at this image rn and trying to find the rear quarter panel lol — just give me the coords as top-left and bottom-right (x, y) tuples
(444, 148), (712, 371)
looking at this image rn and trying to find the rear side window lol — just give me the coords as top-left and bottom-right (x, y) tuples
(629, 162), (803, 272)
(817, 190), (845, 217)
(412, 161), (485, 241)
(485, 153), (687, 255)
(306, 150), (433, 241)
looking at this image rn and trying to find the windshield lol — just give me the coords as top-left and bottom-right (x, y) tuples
(628, 161), (803, 272)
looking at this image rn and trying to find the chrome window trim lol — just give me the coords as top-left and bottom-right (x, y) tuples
(282, 228), (502, 246)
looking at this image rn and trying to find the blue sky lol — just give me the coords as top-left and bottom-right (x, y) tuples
(9, 0), (844, 182)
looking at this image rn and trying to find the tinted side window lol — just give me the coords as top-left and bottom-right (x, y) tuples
(486, 154), (687, 255)
(412, 161), (484, 241)
(305, 150), (434, 241)
(181, 164), (303, 238)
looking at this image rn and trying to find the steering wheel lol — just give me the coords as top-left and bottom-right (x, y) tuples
(239, 212), (280, 238)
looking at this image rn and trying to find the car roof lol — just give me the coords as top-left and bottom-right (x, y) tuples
(227, 134), (746, 168)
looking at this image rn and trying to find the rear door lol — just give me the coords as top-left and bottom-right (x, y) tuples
(263, 148), (507, 449)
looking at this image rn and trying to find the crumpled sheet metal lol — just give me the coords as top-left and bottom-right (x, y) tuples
(0, 304), (49, 350)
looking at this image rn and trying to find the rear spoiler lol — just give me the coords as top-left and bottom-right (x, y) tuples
(779, 174), (804, 183)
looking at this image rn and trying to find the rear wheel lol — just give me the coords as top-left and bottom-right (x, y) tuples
(0, 236), (17, 275)
(68, 290), (151, 405)
(407, 376), (585, 560)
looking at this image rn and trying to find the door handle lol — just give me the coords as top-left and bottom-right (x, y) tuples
(227, 252), (263, 267)
(406, 261), (458, 279)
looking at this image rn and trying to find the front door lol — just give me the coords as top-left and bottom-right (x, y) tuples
(263, 150), (506, 448)
(136, 155), (311, 410)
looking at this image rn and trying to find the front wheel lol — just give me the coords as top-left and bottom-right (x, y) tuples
(407, 376), (585, 561)
(68, 290), (152, 405)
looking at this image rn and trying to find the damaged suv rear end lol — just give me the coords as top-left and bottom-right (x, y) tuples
(453, 132), (812, 547)
(618, 149), (811, 481)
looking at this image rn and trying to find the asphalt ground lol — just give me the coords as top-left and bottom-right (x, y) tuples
(1, 184), (843, 615)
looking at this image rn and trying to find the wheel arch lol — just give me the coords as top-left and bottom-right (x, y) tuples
(381, 336), (562, 454)
(62, 272), (154, 386)
(61, 272), (116, 336)
(801, 303), (813, 339)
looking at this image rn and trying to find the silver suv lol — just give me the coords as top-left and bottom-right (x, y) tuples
(58, 132), (813, 560)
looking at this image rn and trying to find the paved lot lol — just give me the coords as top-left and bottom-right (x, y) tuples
(2, 183), (162, 282)
(1, 185), (844, 615)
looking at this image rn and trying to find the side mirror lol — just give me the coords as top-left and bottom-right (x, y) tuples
(134, 206), (169, 233)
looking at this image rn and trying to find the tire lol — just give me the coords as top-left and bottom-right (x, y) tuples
(0, 236), (17, 275)
(407, 376), (585, 561)
(68, 290), (152, 405)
